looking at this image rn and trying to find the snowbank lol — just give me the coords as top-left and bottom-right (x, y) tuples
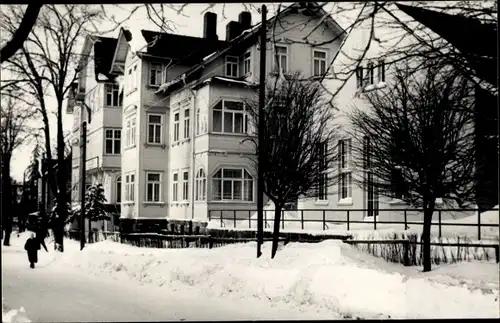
(57, 239), (499, 319)
(2, 299), (30, 323)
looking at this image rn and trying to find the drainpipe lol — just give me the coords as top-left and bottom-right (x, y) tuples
(189, 89), (197, 220)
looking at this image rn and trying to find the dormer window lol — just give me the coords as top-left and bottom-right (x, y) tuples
(243, 51), (251, 75)
(274, 45), (288, 73)
(149, 63), (163, 86)
(225, 56), (239, 78)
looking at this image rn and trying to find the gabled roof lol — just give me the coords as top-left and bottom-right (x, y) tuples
(140, 30), (227, 65)
(157, 2), (346, 94)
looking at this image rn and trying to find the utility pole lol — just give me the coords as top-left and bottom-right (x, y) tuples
(257, 4), (267, 258)
(79, 121), (87, 250)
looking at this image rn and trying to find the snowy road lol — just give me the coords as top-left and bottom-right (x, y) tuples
(2, 248), (334, 322)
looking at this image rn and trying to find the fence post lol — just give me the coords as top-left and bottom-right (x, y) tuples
(282, 209), (284, 230)
(404, 210), (408, 229)
(234, 210), (237, 228)
(322, 210), (326, 230)
(403, 241), (410, 266)
(248, 210), (251, 229)
(301, 210), (304, 230)
(208, 210), (211, 221)
(374, 211), (377, 230)
(220, 211), (223, 228)
(438, 210), (442, 238)
(495, 245), (499, 263)
(478, 210), (481, 240)
(347, 210), (350, 231)
(209, 236), (213, 249)
(264, 210), (267, 228)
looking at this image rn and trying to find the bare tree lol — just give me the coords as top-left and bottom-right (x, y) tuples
(245, 72), (339, 258)
(0, 90), (35, 245)
(1, 5), (110, 252)
(348, 63), (476, 272)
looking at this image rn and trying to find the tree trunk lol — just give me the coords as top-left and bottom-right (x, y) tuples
(271, 203), (283, 259)
(421, 202), (435, 272)
(2, 153), (13, 246)
(53, 99), (67, 252)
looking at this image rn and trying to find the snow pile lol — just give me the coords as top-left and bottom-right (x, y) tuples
(2, 299), (31, 323)
(58, 239), (499, 319)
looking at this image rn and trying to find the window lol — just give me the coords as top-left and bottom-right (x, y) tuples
(172, 173), (178, 201)
(391, 166), (405, 199)
(213, 100), (247, 134)
(105, 129), (121, 154)
(116, 176), (121, 203)
(182, 171), (189, 201)
(125, 115), (136, 147)
(183, 109), (190, 139)
(173, 112), (180, 142)
(212, 168), (253, 201)
(146, 172), (161, 202)
(367, 62), (375, 85)
(313, 50), (327, 76)
(105, 84), (122, 107)
(275, 46), (288, 72)
(317, 141), (328, 200)
(149, 63), (163, 86)
(338, 139), (352, 199)
(225, 56), (239, 77)
(132, 65), (138, 90)
(243, 51), (251, 75)
(147, 114), (163, 144)
(356, 66), (364, 88)
(195, 169), (206, 200)
(364, 137), (379, 217)
(127, 68), (132, 92)
(125, 173), (135, 201)
(377, 60), (385, 83)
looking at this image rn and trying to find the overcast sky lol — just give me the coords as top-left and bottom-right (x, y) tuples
(9, 2), (357, 181)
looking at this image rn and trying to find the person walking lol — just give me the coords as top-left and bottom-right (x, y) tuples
(24, 233), (41, 269)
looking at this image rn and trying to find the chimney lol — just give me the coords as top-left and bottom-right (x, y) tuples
(203, 12), (218, 40)
(226, 21), (243, 41)
(238, 11), (252, 30)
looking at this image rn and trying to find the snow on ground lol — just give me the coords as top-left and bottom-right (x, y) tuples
(2, 298), (31, 323)
(50, 236), (500, 319)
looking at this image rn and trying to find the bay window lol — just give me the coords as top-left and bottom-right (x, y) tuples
(212, 168), (254, 201)
(212, 100), (248, 134)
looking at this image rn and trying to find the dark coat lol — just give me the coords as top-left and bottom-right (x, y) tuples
(24, 238), (40, 263)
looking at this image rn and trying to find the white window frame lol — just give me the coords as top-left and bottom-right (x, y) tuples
(212, 100), (248, 134)
(105, 83), (121, 107)
(104, 128), (121, 155)
(149, 62), (163, 86)
(145, 172), (162, 202)
(147, 113), (163, 144)
(274, 45), (288, 73)
(173, 112), (180, 142)
(339, 139), (352, 200)
(243, 51), (251, 75)
(125, 115), (136, 147)
(124, 173), (135, 202)
(317, 141), (328, 201)
(195, 168), (206, 201)
(225, 56), (239, 78)
(172, 172), (179, 202)
(356, 66), (364, 89)
(183, 108), (190, 139)
(377, 60), (386, 83)
(312, 49), (328, 77)
(182, 171), (189, 201)
(212, 168), (254, 202)
(367, 62), (375, 85)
